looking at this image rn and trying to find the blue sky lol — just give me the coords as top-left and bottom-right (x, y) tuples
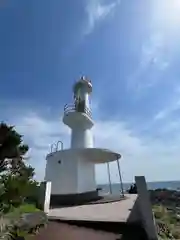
(1, 0), (180, 183)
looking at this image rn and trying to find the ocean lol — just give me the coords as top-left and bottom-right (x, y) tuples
(98, 181), (180, 194)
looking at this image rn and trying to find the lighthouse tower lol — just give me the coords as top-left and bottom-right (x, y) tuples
(64, 76), (94, 149)
(45, 77), (122, 206)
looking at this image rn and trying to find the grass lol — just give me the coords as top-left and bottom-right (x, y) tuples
(153, 205), (180, 239)
(5, 204), (40, 221)
(12, 204), (40, 214)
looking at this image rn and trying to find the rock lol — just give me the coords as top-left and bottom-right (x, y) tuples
(15, 211), (48, 231)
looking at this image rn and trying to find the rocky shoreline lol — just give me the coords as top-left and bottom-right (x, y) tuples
(150, 188), (180, 207)
(150, 188), (180, 239)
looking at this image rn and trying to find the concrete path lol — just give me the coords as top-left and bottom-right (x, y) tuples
(48, 194), (137, 222)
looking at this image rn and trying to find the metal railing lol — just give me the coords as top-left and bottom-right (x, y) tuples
(64, 103), (92, 118)
(50, 140), (64, 153)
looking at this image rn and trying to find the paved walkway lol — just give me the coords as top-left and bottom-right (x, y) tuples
(48, 194), (137, 222)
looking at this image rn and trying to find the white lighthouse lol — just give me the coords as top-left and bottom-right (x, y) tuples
(64, 76), (94, 149)
(45, 77), (122, 206)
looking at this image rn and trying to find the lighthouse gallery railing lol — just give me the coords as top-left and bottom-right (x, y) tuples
(64, 104), (92, 118)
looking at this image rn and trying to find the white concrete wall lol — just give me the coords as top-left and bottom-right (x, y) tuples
(44, 182), (51, 213)
(78, 159), (96, 193)
(63, 111), (94, 133)
(38, 182), (51, 213)
(45, 151), (78, 194)
(44, 150), (97, 195)
(135, 176), (158, 240)
(71, 128), (93, 148)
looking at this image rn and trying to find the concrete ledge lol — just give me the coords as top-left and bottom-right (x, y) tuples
(135, 176), (158, 240)
(27, 221), (120, 240)
(48, 218), (146, 235)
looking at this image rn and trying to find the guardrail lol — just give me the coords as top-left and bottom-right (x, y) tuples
(50, 140), (63, 153)
(64, 103), (92, 118)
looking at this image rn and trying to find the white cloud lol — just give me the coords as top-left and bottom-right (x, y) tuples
(154, 88), (180, 121)
(152, 0), (180, 36)
(154, 110), (168, 121)
(84, 0), (120, 35)
(4, 105), (180, 184)
(9, 111), (70, 181)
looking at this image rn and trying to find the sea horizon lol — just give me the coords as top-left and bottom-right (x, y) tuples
(99, 179), (180, 184)
(98, 180), (180, 193)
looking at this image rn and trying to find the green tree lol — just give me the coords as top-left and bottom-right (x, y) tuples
(0, 122), (39, 212)
(0, 122), (29, 173)
(0, 123), (46, 239)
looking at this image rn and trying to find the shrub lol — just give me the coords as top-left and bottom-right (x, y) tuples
(0, 214), (14, 240)
(0, 204), (48, 239)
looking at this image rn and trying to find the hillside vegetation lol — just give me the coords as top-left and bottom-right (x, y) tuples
(0, 122), (47, 239)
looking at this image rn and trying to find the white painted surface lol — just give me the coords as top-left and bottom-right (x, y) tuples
(44, 182), (51, 213)
(78, 159), (96, 192)
(63, 111), (94, 130)
(45, 79), (122, 196)
(59, 80), (95, 193)
(77, 148), (121, 163)
(45, 151), (77, 194)
(64, 78), (94, 149)
(71, 128), (93, 148)
(44, 147), (122, 194)
(135, 176), (158, 240)
(45, 150), (96, 194)
(47, 148), (120, 164)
